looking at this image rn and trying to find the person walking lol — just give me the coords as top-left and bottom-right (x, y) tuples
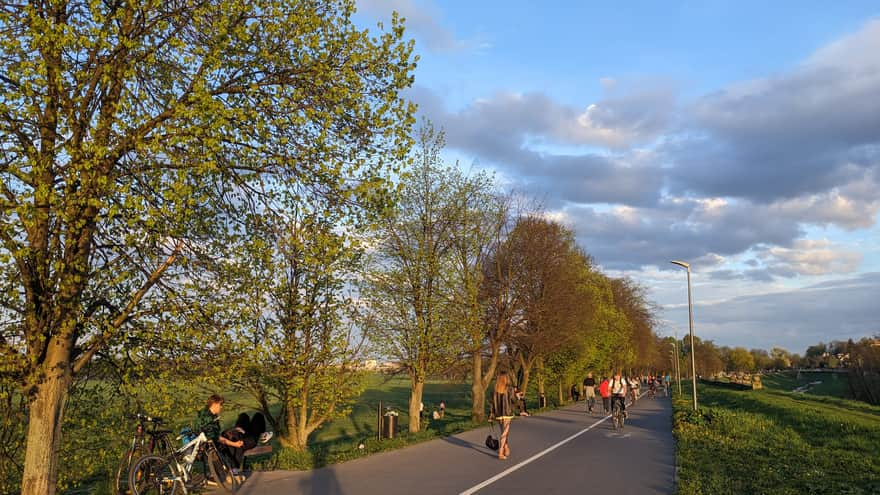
(599, 376), (611, 414)
(582, 372), (597, 414)
(491, 370), (516, 460)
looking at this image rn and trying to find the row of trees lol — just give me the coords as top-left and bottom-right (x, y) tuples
(662, 337), (880, 376)
(360, 126), (665, 430)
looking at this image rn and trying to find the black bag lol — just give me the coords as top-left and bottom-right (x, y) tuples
(485, 434), (499, 450)
(485, 420), (499, 450)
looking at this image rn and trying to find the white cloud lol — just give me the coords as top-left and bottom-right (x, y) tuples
(760, 239), (862, 276)
(357, 0), (474, 52)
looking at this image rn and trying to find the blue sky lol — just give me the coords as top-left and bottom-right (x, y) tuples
(356, 1), (880, 353)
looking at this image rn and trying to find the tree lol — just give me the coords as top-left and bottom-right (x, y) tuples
(504, 216), (586, 395)
(0, 2), (416, 492)
(445, 177), (506, 423)
(805, 343), (828, 368)
(770, 347), (792, 369)
(728, 347), (755, 372)
(361, 126), (467, 433)
(749, 348), (771, 371)
(227, 208), (368, 451)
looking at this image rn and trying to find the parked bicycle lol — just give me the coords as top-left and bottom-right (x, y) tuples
(115, 414), (174, 495)
(129, 426), (238, 494)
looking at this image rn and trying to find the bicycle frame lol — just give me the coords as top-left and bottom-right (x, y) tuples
(171, 431), (210, 489)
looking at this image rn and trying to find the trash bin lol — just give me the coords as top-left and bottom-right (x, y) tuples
(382, 413), (398, 439)
(538, 394), (547, 408)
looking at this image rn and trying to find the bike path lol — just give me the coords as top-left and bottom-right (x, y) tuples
(232, 393), (675, 495)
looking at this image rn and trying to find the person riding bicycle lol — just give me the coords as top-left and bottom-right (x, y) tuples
(582, 372), (596, 414)
(628, 376), (639, 402)
(648, 375), (657, 397)
(609, 372), (627, 418)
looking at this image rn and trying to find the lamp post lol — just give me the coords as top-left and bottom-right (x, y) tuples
(671, 260), (698, 410)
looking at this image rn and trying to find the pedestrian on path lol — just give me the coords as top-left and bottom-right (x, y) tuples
(599, 376), (611, 414)
(491, 370), (516, 460)
(583, 372), (596, 414)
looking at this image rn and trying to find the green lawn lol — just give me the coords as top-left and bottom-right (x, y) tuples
(673, 379), (880, 495)
(761, 370), (852, 398)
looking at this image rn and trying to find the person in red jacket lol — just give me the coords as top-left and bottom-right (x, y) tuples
(599, 377), (611, 414)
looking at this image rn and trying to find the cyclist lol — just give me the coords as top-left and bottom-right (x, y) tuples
(609, 372), (627, 419)
(628, 375), (639, 402)
(582, 372), (596, 414)
(648, 375), (657, 398)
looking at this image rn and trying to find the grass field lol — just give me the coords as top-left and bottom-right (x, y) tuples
(673, 375), (880, 495)
(761, 370), (852, 398)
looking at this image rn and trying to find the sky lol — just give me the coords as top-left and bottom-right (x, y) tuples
(354, 1), (880, 354)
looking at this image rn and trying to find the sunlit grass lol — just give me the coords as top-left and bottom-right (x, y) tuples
(673, 380), (880, 495)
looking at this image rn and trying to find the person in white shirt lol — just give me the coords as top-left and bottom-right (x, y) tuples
(609, 372), (628, 418)
(628, 376), (639, 402)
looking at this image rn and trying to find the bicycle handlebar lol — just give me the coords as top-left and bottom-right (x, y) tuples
(130, 413), (163, 424)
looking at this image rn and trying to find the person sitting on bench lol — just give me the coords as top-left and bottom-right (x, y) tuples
(221, 412), (273, 470)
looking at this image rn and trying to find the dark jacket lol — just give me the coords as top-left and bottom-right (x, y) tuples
(491, 387), (515, 418)
(194, 407), (221, 442)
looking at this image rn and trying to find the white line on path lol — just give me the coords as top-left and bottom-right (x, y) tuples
(459, 414), (609, 495)
(460, 392), (646, 495)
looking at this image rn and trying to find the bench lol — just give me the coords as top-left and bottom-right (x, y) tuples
(241, 445), (274, 470)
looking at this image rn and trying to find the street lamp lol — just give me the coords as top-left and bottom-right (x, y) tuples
(671, 260), (698, 410)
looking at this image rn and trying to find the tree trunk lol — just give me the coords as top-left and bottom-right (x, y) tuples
(282, 402), (309, 452)
(21, 342), (73, 495)
(519, 365), (531, 397)
(409, 379), (424, 433)
(558, 381), (563, 404)
(471, 352), (485, 422)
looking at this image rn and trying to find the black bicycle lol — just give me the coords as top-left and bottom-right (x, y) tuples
(115, 414), (173, 495)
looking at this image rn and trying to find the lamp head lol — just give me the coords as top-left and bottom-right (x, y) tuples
(670, 260), (690, 269)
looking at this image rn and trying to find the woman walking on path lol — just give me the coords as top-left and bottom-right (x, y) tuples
(492, 370), (516, 460)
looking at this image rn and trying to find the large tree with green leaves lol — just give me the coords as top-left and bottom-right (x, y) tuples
(360, 125), (469, 432)
(503, 216), (587, 395)
(227, 206), (369, 452)
(0, 1), (416, 492)
(446, 176), (505, 423)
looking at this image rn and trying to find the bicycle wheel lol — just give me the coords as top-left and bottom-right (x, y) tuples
(129, 454), (179, 495)
(207, 448), (239, 493)
(612, 402), (624, 429)
(115, 446), (148, 494)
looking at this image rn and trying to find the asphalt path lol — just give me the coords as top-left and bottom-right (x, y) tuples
(232, 391), (675, 495)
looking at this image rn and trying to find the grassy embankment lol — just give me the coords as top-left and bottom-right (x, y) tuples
(673, 371), (880, 495)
